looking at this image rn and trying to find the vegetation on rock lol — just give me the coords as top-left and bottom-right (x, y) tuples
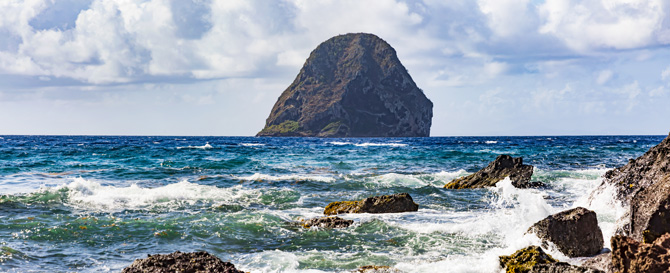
(499, 246), (558, 273)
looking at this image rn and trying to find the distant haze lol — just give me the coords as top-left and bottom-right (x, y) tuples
(1, 0), (669, 136)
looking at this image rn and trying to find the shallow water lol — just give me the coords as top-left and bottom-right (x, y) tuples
(0, 135), (663, 272)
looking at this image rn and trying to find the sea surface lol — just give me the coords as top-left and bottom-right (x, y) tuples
(0, 135), (664, 272)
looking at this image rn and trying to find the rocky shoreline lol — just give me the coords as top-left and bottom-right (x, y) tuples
(123, 133), (670, 273)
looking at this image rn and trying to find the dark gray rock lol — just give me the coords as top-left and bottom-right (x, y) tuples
(324, 193), (419, 216)
(353, 265), (403, 273)
(122, 251), (244, 273)
(589, 133), (670, 237)
(630, 175), (670, 243)
(580, 252), (613, 273)
(444, 155), (536, 189)
(257, 33), (432, 137)
(611, 233), (670, 273)
(528, 207), (604, 257)
(531, 262), (604, 273)
(302, 216), (353, 229)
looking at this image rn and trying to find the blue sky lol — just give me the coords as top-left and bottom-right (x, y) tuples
(1, 0), (669, 136)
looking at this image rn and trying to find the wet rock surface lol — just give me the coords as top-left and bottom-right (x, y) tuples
(580, 252), (613, 273)
(611, 233), (670, 273)
(530, 262), (604, 273)
(302, 216), (353, 229)
(324, 193), (419, 216)
(592, 132), (670, 206)
(528, 207), (604, 257)
(122, 251), (245, 273)
(444, 155), (535, 189)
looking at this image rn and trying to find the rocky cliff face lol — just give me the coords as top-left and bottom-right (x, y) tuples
(257, 33), (433, 137)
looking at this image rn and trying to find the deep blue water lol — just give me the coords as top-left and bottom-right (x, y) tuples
(0, 135), (664, 272)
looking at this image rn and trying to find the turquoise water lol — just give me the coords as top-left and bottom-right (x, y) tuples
(0, 135), (663, 272)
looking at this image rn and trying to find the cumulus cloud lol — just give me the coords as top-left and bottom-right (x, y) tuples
(538, 0), (669, 53)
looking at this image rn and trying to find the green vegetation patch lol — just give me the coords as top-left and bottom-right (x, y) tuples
(499, 246), (557, 273)
(260, 120), (300, 135)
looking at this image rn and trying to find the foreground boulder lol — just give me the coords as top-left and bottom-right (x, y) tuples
(324, 193), (419, 215)
(611, 233), (670, 273)
(354, 265), (403, 273)
(499, 246), (557, 273)
(122, 251), (244, 273)
(444, 155), (536, 189)
(302, 216), (353, 229)
(531, 262), (604, 273)
(527, 207), (604, 257)
(257, 33), (433, 137)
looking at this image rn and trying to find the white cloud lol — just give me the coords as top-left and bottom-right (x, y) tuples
(478, 0), (533, 37)
(662, 66), (670, 80)
(484, 61), (508, 78)
(650, 86), (669, 97)
(538, 0), (668, 52)
(596, 70), (613, 85)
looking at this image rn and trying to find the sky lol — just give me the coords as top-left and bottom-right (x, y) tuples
(1, 0), (669, 136)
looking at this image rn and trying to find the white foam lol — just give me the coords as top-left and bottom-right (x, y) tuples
(363, 170), (468, 188)
(326, 141), (352, 146)
(575, 178), (627, 248)
(355, 142), (408, 147)
(485, 140), (498, 144)
(235, 173), (335, 183)
(177, 143), (213, 149)
(240, 143), (266, 147)
(326, 141), (408, 147)
(45, 178), (288, 212)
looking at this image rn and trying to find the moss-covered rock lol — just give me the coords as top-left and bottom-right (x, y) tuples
(499, 246), (558, 273)
(257, 120), (302, 136)
(324, 193), (419, 216)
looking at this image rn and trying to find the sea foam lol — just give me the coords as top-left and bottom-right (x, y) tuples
(46, 178), (293, 212)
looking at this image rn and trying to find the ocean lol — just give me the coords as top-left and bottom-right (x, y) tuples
(0, 135), (664, 272)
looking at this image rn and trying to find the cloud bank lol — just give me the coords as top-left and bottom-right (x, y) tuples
(0, 0), (669, 135)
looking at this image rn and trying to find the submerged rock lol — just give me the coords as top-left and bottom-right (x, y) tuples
(530, 262), (604, 273)
(499, 246), (558, 273)
(324, 193), (419, 215)
(528, 207), (604, 257)
(257, 33), (433, 137)
(444, 155), (536, 189)
(354, 265), (403, 273)
(302, 216), (353, 229)
(122, 251), (244, 273)
(611, 233), (670, 273)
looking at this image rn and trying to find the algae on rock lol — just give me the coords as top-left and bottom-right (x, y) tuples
(499, 246), (558, 273)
